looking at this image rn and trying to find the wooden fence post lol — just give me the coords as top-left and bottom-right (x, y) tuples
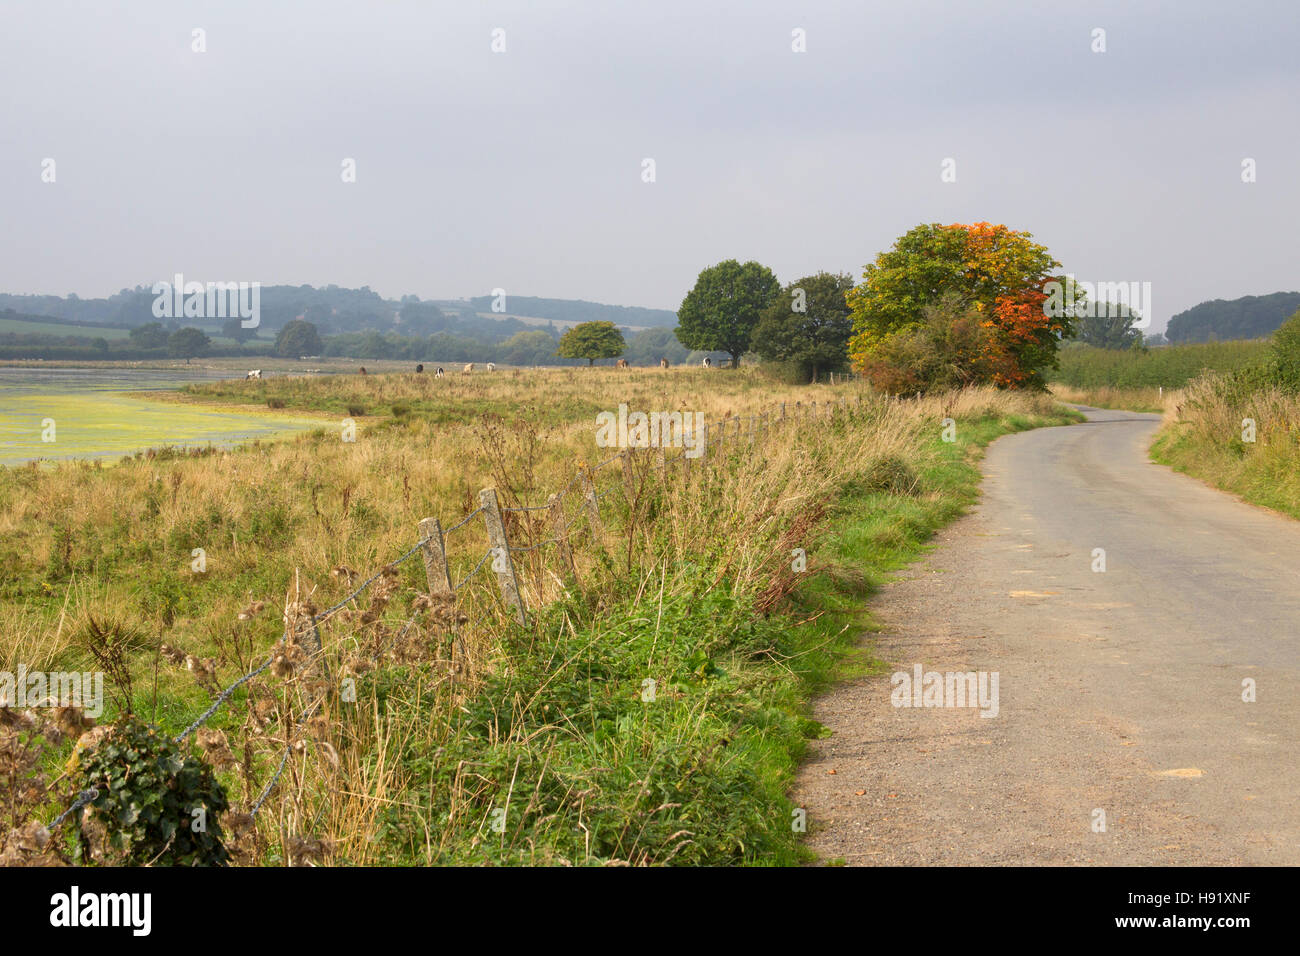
(580, 468), (603, 541)
(479, 487), (527, 626)
(621, 448), (635, 495)
(546, 492), (576, 579)
(418, 517), (453, 599)
(780, 401), (786, 421)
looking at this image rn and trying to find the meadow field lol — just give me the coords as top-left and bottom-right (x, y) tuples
(1, 366), (1076, 865)
(0, 317), (131, 340)
(1050, 341), (1270, 390)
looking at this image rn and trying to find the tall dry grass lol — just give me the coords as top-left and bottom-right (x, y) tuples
(0, 368), (1065, 864)
(1153, 374), (1300, 518)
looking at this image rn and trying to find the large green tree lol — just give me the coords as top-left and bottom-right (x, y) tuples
(275, 319), (323, 358)
(555, 321), (626, 365)
(675, 260), (780, 368)
(848, 222), (1071, 390)
(752, 272), (854, 381)
(167, 327), (210, 363)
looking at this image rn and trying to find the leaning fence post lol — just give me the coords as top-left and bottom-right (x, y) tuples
(418, 517), (456, 658)
(479, 487), (527, 626)
(621, 448), (635, 495)
(546, 492), (576, 580)
(418, 517), (453, 599)
(579, 468), (603, 542)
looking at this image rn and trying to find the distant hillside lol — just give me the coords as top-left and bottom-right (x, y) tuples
(462, 295), (676, 330)
(1166, 292), (1300, 343)
(0, 287), (675, 336)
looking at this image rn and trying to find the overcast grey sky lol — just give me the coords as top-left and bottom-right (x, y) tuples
(1, 0), (1296, 331)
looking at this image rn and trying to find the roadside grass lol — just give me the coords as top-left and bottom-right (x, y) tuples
(0, 368), (1079, 865)
(317, 397), (1078, 866)
(1048, 384), (1172, 414)
(1151, 377), (1300, 520)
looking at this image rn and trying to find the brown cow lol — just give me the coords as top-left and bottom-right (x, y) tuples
(615, 359), (629, 369)
(462, 363), (474, 375)
(659, 357), (669, 368)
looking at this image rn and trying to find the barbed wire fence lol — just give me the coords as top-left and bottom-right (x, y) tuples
(46, 392), (870, 835)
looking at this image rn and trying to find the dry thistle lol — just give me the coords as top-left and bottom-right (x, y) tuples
(158, 643), (187, 666)
(196, 728), (236, 769)
(237, 600), (267, 621)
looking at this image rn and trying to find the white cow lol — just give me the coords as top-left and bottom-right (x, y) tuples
(701, 357), (712, 369)
(462, 363), (474, 375)
(246, 369), (262, 380)
(435, 367), (445, 378)
(486, 362), (496, 372)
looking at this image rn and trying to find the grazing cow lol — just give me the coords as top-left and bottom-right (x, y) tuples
(415, 364), (424, 373)
(359, 366), (367, 376)
(462, 363), (474, 374)
(486, 362), (496, 372)
(245, 369), (262, 380)
(435, 367), (445, 378)
(659, 357), (669, 369)
(702, 357), (712, 368)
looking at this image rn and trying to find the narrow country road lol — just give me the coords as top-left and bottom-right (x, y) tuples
(795, 405), (1300, 865)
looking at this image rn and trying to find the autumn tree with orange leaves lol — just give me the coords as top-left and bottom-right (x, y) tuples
(847, 222), (1076, 391)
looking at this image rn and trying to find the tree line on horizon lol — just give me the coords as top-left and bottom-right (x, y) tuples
(4, 263), (1298, 376)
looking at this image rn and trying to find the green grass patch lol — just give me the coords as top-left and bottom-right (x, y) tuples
(351, 405), (1080, 865)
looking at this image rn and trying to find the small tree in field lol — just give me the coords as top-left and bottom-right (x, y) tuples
(555, 321), (626, 365)
(167, 327), (210, 364)
(275, 319), (323, 358)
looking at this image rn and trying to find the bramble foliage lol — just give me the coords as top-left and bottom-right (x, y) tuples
(77, 719), (230, 866)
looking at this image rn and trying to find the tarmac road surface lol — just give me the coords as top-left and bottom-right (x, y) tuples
(795, 406), (1300, 864)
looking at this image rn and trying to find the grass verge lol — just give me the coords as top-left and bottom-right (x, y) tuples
(0, 370), (1079, 866)
(1150, 377), (1300, 520)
